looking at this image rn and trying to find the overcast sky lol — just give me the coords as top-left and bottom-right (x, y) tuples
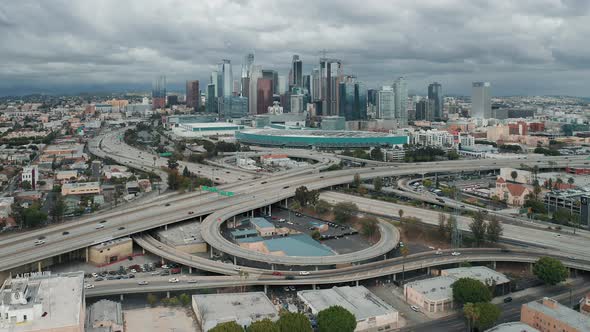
(2, 0), (590, 96)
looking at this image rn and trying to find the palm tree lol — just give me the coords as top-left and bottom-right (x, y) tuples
(463, 302), (479, 332)
(398, 209), (404, 224)
(568, 177), (575, 185)
(400, 246), (409, 287)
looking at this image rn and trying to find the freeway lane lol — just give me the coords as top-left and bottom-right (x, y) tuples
(85, 248), (590, 297)
(321, 191), (590, 259)
(0, 157), (587, 272)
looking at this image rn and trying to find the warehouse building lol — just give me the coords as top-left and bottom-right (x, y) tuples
(192, 292), (278, 331)
(155, 221), (207, 253)
(521, 297), (590, 332)
(88, 237), (133, 266)
(298, 286), (399, 332)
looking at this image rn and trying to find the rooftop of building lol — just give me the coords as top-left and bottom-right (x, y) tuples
(0, 271), (84, 331)
(524, 297), (590, 331)
(263, 234), (334, 257)
(181, 122), (244, 128)
(250, 217), (275, 229)
(86, 299), (123, 328)
(484, 322), (540, 332)
(404, 276), (456, 302)
(442, 266), (510, 285)
(63, 181), (100, 189)
(193, 292), (278, 331)
(156, 221), (204, 246)
(230, 229), (259, 238)
(297, 286), (398, 321)
(90, 237), (132, 250)
(239, 129), (405, 139)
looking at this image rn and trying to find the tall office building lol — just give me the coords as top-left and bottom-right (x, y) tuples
(220, 59), (233, 98)
(311, 68), (320, 102)
(427, 82), (443, 120)
(339, 80), (356, 121)
(394, 77), (408, 126)
(290, 94), (305, 113)
(185, 80), (200, 109)
(248, 65), (262, 115)
(472, 82), (492, 118)
(320, 58), (342, 116)
(220, 96), (248, 118)
(415, 99), (435, 121)
(367, 89), (378, 106)
(241, 53), (254, 97)
(355, 82), (367, 120)
(206, 84), (217, 114)
(377, 86), (395, 119)
(152, 75), (167, 109)
(210, 71), (220, 97)
(256, 78), (273, 115)
(292, 55), (303, 88)
(303, 75), (311, 95)
(277, 75), (287, 95)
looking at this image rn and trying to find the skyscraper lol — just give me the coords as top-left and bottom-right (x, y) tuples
(210, 71), (220, 97)
(292, 55), (303, 88)
(256, 78), (273, 115)
(320, 58), (342, 116)
(185, 80), (200, 109)
(152, 75), (166, 109)
(367, 89), (378, 107)
(241, 53), (254, 97)
(339, 80), (355, 121)
(394, 77), (408, 126)
(354, 82), (367, 120)
(248, 65), (262, 115)
(415, 99), (434, 121)
(220, 59), (233, 98)
(311, 68), (320, 102)
(206, 84), (217, 114)
(428, 82), (443, 120)
(472, 82), (492, 118)
(377, 86), (395, 119)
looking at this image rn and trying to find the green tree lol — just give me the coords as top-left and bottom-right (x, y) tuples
(317, 305), (357, 332)
(147, 293), (158, 307)
(372, 176), (383, 192)
(333, 202), (358, 224)
(182, 166), (190, 177)
(276, 312), (312, 332)
(167, 157), (179, 170)
(353, 173), (361, 188)
(247, 319), (279, 332)
(510, 170), (518, 182)
(51, 196), (66, 223)
(471, 302), (501, 331)
(22, 204), (47, 228)
(360, 216), (378, 237)
(314, 199), (332, 215)
(469, 211), (487, 247)
(311, 230), (321, 240)
(422, 179), (433, 188)
(486, 216), (503, 243)
(294, 186), (309, 207)
(210, 321), (244, 332)
(308, 190), (320, 206)
(398, 208), (404, 224)
(21, 180), (31, 190)
(533, 256), (568, 285)
(178, 293), (191, 306)
(370, 147), (384, 161)
(451, 278), (492, 305)
(463, 302), (479, 332)
(568, 177), (575, 185)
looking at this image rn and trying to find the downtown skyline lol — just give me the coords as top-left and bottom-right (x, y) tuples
(2, 1), (590, 96)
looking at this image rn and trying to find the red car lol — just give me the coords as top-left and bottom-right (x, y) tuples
(272, 271), (283, 276)
(170, 268), (181, 274)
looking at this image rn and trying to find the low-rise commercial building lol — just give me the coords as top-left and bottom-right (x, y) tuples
(0, 271), (85, 332)
(298, 286), (399, 332)
(86, 299), (124, 332)
(404, 276), (455, 313)
(485, 322), (540, 332)
(521, 297), (590, 332)
(21, 165), (39, 190)
(440, 266), (511, 296)
(250, 217), (276, 236)
(62, 182), (101, 196)
(192, 292), (279, 331)
(88, 237), (133, 266)
(155, 222), (207, 253)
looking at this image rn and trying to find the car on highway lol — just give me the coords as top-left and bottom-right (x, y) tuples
(299, 271), (311, 276)
(118, 226), (125, 230)
(188, 211), (194, 215)
(435, 250), (443, 255)
(95, 224), (104, 229)
(84, 284), (95, 289)
(451, 252), (461, 256)
(62, 231), (69, 235)
(137, 281), (149, 285)
(168, 278), (179, 283)
(233, 267), (241, 271)
(410, 305), (420, 312)
(503, 296), (513, 303)
(272, 271), (283, 276)
(165, 203), (171, 207)
(94, 277), (104, 282)
(187, 279), (198, 283)
(34, 240), (45, 246)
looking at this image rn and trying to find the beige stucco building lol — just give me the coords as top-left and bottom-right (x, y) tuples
(88, 237), (133, 266)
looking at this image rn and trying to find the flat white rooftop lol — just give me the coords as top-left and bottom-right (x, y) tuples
(156, 221), (205, 246)
(485, 322), (540, 332)
(297, 286), (398, 320)
(404, 276), (455, 302)
(442, 266), (510, 285)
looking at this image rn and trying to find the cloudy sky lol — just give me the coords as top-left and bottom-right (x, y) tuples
(2, 0), (590, 96)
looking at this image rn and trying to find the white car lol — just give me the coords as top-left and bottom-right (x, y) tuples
(233, 267), (241, 271)
(435, 250), (443, 255)
(410, 305), (420, 312)
(168, 278), (179, 283)
(299, 271), (311, 276)
(428, 246), (435, 250)
(451, 252), (461, 256)
(34, 240), (45, 246)
(84, 284), (95, 289)
(278, 218), (286, 222)
(130, 269), (137, 273)
(161, 265), (169, 269)
(95, 224), (104, 229)
(137, 281), (149, 285)
(91, 272), (98, 278)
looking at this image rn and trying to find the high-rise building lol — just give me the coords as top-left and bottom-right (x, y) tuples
(394, 77), (408, 126)
(339, 81), (355, 121)
(377, 86), (395, 119)
(257, 78), (273, 115)
(233, 80), (240, 96)
(427, 82), (443, 120)
(249, 65), (262, 115)
(415, 99), (435, 121)
(355, 82), (367, 120)
(152, 75), (167, 109)
(210, 71), (220, 97)
(303, 75), (311, 95)
(292, 55), (303, 87)
(220, 96), (248, 118)
(472, 82), (492, 118)
(206, 84), (217, 114)
(367, 89), (378, 106)
(277, 75), (287, 95)
(220, 59), (233, 98)
(290, 94), (305, 114)
(320, 58), (342, 116)
(311, 69), (320, 102)
(241, 53), (254, 79)
(186, 80), (200, 109)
